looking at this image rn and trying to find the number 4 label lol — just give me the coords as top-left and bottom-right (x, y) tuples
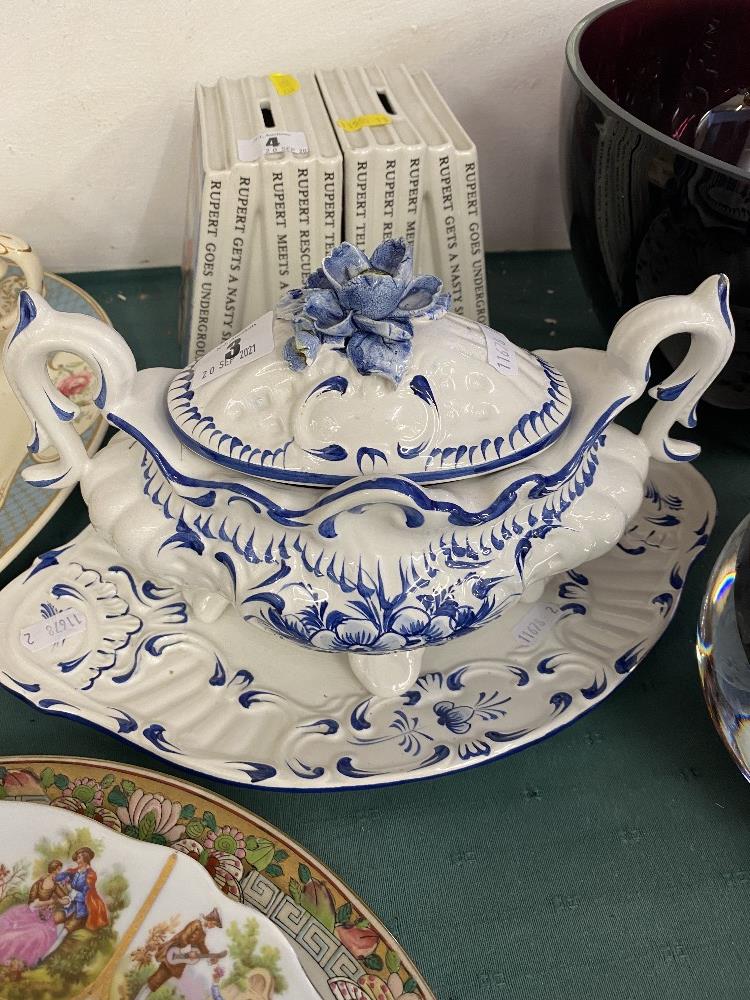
(237, 131), (309, 162)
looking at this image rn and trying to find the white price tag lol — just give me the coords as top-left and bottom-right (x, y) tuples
(482, 324), (518, 376)
(192, 312), (275, 387)
(20, 608), (86, 653)
(513, 602), (561, 650)
(237, 131), (309, 162)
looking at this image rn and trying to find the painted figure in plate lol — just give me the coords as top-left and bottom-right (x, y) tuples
(0, 859), (69, 968)
(0, 827), (127, 998)
(132, 906), (226, 1000)
(125, 911), (286, 1000)
(41, 845), (109, 959)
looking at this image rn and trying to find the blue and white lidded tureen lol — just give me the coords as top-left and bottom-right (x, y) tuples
(3, 240), (734, 696)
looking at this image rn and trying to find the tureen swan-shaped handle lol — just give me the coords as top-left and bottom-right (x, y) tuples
(3, 290), (136, 488)
(606, 274), (735, 462)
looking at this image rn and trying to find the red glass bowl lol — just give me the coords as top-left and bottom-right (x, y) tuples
(563, 0), (750, 408)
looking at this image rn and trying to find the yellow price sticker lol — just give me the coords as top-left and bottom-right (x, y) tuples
(337, 113), (392, 132)
(268, 73), (300, 96)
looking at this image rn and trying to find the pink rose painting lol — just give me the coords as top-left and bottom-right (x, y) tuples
(56, 370), (93, 398)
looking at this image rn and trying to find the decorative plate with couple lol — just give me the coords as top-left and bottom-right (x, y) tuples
(0, 801), (348, 1000)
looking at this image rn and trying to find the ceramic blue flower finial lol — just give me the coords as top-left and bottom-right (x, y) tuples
(279, 238), (451, 384)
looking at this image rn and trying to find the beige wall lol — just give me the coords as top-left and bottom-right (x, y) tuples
(2, 0), (597, 270)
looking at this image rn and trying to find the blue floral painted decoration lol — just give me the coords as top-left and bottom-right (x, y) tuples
(279, 239), (451, 384)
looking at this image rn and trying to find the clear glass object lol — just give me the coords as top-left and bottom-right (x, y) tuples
(697, 512), (750, 778)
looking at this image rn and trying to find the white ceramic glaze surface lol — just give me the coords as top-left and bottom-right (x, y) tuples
(168, 311), (573, 485)
(0, 240), (734, 697)
(0, 460), (716, 790)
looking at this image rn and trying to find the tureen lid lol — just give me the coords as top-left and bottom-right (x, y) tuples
(167, 241), (571, 487)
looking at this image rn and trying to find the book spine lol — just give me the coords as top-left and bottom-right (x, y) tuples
(412, 158), (438, 281)
(382, 147), (423, 251)
(404, 150), (422, 251)
(293, 161), (312, 285)
(380, 151), (399, 243)
(178, 116), (202, 359)
(417, 148), (459, 314)
(461, 154), (488, 323)
(269, 163), (293, 297)
(219, 170), (253, 341)
(347, 148), (393, 252)
(252, 158), (292, 316)
(367, 150), (387, 249)
(343, 151), (369, 251)
(435, 150), (466, 317)
(241, 169), (267, 325)
(185, 170), (221, 363)
(203, 171), (233, 352)
(321, 160), (341, 256)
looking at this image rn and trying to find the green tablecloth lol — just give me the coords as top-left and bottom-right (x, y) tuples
(2, 252), (750, 1000)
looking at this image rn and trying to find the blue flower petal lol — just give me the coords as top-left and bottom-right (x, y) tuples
(276, 287), (305, 319)
(390, 606), (431, 636)
(399, 274), (443, 312)
(306, 267), (333, 290)
(322, 242), (371, 289)
(338, 272), (405, 319)
(282, 241), (448, 381)
(283, 336), (308, 371)
(336, 618), (380, 646)
(394, 290), (451, 321)
(283, 325), (321, 371)
(311, 308), (357, 339)
(309, 629), (339, 651)
(369, 238), (413, 285)
(346, 332), (412, 384)
(294, 323), (322, 358)
(432, 291), (452, 314)
(424, 615), (454, 641)
(398, 274), (442, 312)
(322, 333), (347, 349)
(354, 313), (414, 342)
(372, 632), (407, 651)
(304, 288), (345, 326)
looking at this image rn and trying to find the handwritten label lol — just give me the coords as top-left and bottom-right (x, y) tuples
(20, 608), (86, 652)
(513, 602), (561, 649)
(337, 114), (391, 132)
(237, 131), (308, 162)
(268, 72), (299, 96)
(192, 311), (275, 387)
(482, 324), (518, 376)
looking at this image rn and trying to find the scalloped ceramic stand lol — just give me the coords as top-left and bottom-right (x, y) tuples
(0, 459), (716, 791)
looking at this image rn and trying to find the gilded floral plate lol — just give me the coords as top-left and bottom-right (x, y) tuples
(0, 799), (320, 999)
(0, 461), (715, 791)
(0, 756), (432, 999)
(0, 272), (109, 572)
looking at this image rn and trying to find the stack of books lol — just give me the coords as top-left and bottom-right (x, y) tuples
(316, 65), (488, 325)
(180, 73), (342, 362)
(180, 67), (488, 363)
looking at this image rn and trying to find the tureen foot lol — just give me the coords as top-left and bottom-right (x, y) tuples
(184, 588), (229, 623)
(348, 649), (424, 697)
